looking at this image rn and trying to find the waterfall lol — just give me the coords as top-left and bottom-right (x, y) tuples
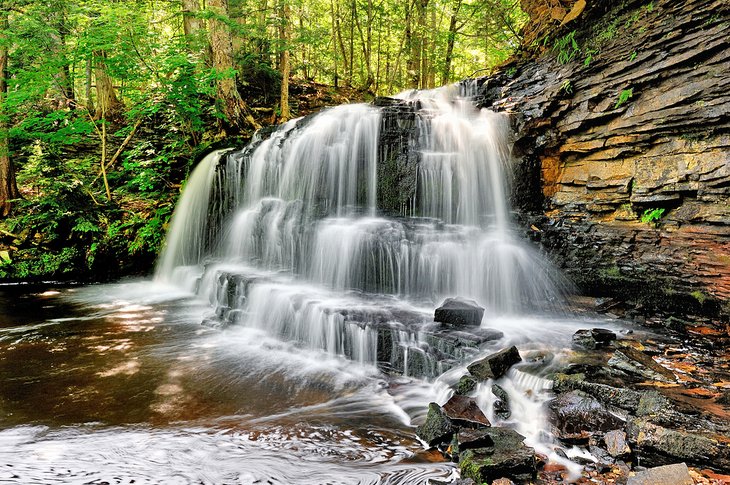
(154, 86), (565, 371)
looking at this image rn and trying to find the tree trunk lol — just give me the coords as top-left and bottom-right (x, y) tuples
(85, 57), (95, 114)
(94, 51), (123, 120)
(182, 0), (202, 40)
(405, 0), (417, 88)
(442, 0), (462, 85)
(208, 0), (260, 131)
(330, 0), (339, 87)
(278, 0), (290, 121)
(0, 9), (20, 216)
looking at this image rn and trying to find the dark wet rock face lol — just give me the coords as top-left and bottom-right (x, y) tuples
(548, 390), (625, 442)
(467, 346), (522, 381)
(434, 298), (485, 327)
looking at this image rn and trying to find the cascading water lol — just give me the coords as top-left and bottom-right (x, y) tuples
(148, 83), (589, 478)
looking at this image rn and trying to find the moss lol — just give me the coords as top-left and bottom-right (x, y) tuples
(690, 290), (707, 305)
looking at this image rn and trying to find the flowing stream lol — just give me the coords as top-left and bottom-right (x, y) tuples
(0, 86), (622, 483)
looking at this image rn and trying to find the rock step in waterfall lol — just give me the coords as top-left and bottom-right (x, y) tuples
(155, 84), (566, 377)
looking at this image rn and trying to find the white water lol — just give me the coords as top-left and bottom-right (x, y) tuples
(146, 85), (598, 478)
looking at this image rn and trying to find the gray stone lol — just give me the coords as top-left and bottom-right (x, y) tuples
(626, 463), (693, 485)
(468, 346), (522, 381)
(552, 373), (643, 411)
(434, 297), (485, 327)
(608, 347), (676, 383)
(458, 428), (495, 450)
(416, 402), (455, 447)
(604, 429), (631, 458)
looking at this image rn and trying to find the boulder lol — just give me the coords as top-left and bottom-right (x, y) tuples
(572, 328), (617, 350)
(416, 402), (455, 447)
(626, 463), (693, 485)
(434, 297), (485, 327)
(442, 395), (490, 428)
(547, 390), (625, 441)
(454, 375), (478, 395)
(491, 384), (511, 420)
(468, 346), (522, 381)
(459, 427), (536, 483)
(552, 373), (642, 411)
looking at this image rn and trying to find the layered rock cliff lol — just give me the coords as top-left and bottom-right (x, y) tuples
(472, 0), (729, 320)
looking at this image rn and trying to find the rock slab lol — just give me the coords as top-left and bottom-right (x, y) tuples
(468, 346), (522, 381)
(626, 463), (693, 485)
(417, 402), (455, 447)
(434, 298), (485, 327)
(459, 427), (536, 483)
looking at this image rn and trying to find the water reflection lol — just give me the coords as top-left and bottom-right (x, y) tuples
(0, 284), (456, 483)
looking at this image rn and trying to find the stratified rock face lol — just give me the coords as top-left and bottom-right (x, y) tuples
(475, 0), (730, 318)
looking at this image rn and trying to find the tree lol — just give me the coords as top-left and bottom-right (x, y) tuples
(278, 0), (291, 121)
(0, 7), (20, 216)
(208, 0), (260, 131)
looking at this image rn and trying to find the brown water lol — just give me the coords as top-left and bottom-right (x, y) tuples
(0, 283), (455, 484)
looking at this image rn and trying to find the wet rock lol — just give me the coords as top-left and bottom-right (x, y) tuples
(427, 479), (475, 485)
(454, 375), (477, 396)
(553, 373), (642, 411)
(604, 430), (631, 458)
(467, 346), (522, 381)
(458, 428), (495, 450)
(417, 402), (455, 447)
(608, 347), (676, 383)
(548, 391), (625, 441)
(626, 418), (730, 471)
(442, 395), (490, 428)
(491, 384), (511, 420)
(492, 479), (515, 485)
(717, 390), (730, 406)
(459, 427), (536, 483)
(572, 328), (617, 350)
(626, 463), (693, 485)
(434, 298), (485, 327)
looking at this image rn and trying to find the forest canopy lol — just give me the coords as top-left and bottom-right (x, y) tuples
(0, 0), (526, 281)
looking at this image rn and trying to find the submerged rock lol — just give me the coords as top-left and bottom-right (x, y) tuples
(467, 346), (522, 381)
(626, 463), (693, 485)
(442, 395), (490, 428)
(459, 427), (536, 483)
(434, 298), (485, 327)
(547, 390), (625, 441)
(572, 328), (617, 350)
(417, 402), (455, 447)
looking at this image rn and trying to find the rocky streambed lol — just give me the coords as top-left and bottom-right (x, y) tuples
(415, 299), (730, 484)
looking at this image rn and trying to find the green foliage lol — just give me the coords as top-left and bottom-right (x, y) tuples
(628, 50), (638, 62)
(554, 30), (579, 64)
(615, 88), (634, 108)
(640, 208), (665, 225)
(583, 48), (598, 67)
(560, 79), (573, 94)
